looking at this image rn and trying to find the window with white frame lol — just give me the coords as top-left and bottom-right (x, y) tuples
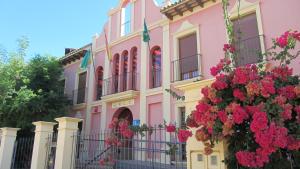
(121, 2), (132, 36)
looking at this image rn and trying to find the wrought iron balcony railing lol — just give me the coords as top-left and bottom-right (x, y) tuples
(72, 88), (87, 105)
(234, 35), (264, 66)
(150, 69), (162, 89)
(171, 54), (201, 82)
(103, 72), (138, 96)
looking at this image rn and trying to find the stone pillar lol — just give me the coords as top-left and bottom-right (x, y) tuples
(0, 128), (20, 169)
(54, 117), (82, 169)
(30, 122), (56, 169)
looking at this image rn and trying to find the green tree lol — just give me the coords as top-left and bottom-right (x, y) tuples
(0, 37), (71, 134)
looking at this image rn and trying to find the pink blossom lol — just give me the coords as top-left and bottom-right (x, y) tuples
(178, 129), (192, 143)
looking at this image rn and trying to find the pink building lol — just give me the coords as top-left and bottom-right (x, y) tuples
(60, 0), (300, 135)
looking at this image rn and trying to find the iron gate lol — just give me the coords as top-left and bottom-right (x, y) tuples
(44, 132), (58, 169)
(11, 135), (34, 169)
(71, 128), (187, 169)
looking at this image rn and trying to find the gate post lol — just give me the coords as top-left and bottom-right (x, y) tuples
(54, 117), (82, 169)
(30, 121), (56, 169)
(0, 127), (20, 169)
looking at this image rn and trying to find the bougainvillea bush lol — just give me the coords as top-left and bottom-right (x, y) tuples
(185, 31), (300, 169)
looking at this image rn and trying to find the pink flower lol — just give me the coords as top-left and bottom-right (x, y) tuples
(250, 111), (268, 133)
(223, 44), (235, 53)
(271, 66), (293, 81)
(99, 159), (105, 166)
(121, 129), (134, 138)
(196, 102), (211, 113)
(233, 89), (246, 101)
(260, 77), (275, 98)
(178, 129), (192, 143)
(217, 110), (227, 123)
(232, 104), (249, 124)
(232, 67), (249, 85)
(210, 66), (221, 76)
(276, 36), (288, 48)
(280, 104), (293, 120)
(278, 85), (296, 99)
(211, 74), (228, 90)
(166, 124), (176, 133)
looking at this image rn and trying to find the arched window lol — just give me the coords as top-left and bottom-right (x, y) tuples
(150, 46), (162, 88)
(121, 50), (129, 91)
(121, 1), (132, 36)
(113, 54), (120, 93)
(96, 66), (103, 100)
(130, 47), (137, 89)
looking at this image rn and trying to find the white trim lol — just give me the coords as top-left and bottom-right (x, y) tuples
(162, 23), (171, 124)
(139, 0), (147, 125)
(172, 21), (201, 81)
(146, 87), (163, 96)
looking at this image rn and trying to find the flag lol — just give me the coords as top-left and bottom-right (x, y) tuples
(104, 29), (112, 61)
(80, 50), (91, 69)
(143, 19), (150, 43)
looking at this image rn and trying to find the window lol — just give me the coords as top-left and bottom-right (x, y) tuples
(96, 67), (103, 100)
(121, 51), (129, 91)
(150, 47), (162, 88)
(113, 54), (120, 93)
(131, 47), (137, 90)
(59, 79), (66, 95)
(121, 2), (132, 36)
(178, 33), (199, 81)
(232, 13), (262, 66)
(76, 72), (87, 104)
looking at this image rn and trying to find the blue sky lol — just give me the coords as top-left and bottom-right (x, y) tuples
(0, 0), (119, 59)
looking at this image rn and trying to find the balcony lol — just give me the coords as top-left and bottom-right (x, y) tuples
(171, 54), (201, 83)
(150, 69), (162, 89)
(234, 35), (264, 67)
(72, 88), (87, 105)
(102, 72), (139, 102)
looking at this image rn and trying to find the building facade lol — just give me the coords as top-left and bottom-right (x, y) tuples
(60, 0), (300, 167)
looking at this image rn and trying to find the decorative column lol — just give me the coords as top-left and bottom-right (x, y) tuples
(0, 128), (20, 169)
(30, 122), (56, 169)
(54, 117), (82, 169)
(138, 0), (147, 161)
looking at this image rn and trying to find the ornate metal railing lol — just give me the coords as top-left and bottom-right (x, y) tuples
(103, 72), (139, 96)
(234, 35), (264, 66)
(171, 54), (201, 82)
(150, 69), (162, 89)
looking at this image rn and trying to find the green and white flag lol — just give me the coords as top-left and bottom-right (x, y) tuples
(143, 19), (150, 43)
(80, 50), (91, 69)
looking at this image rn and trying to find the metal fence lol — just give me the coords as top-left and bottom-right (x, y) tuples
(11, 136), (35, 169)
(71, 127), (187, 169)
(171, 54), (201, 82)
(44, 132), (58, 169)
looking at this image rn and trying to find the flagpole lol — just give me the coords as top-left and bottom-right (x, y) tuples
(90, 44), (97, 82)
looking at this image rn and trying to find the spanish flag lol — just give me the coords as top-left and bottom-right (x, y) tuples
(104, 29), (112, 61)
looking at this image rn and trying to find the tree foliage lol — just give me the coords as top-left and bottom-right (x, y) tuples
(0, 37), (71, 133)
